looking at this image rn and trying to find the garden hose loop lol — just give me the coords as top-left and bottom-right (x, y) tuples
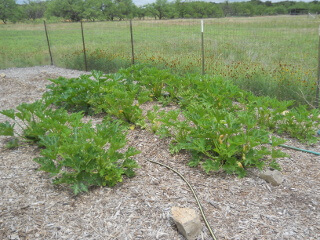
(148, 158), (218, 240)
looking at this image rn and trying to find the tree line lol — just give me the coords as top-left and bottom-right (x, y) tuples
(1, 0), (320, 24)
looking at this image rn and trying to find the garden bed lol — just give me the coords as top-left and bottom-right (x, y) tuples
(0, 66), (319, 240)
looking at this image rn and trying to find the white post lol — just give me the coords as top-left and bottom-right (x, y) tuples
(201, 20), (204, 33)
(201, 20), (205, 75)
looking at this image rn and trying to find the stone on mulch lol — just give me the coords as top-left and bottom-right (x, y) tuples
(259, 169), (283, 186)
(171, 206), (202, 240)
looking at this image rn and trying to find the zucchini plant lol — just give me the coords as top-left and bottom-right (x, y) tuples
(0, 101), (140, 195)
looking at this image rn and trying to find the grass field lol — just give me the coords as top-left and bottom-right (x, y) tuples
(0, 15), (319, 105)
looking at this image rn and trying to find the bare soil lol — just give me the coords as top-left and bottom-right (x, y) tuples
(0, 66), (319, 240)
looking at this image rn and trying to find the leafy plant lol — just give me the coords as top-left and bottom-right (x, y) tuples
(34, 119), (140, 195)
(244, 94), (320, 143)
(120, 65), (184, 104)
(146, 105), (162, 133)
(0, 120), (15, 137)
(45, 70), (151, 126)
(122, 67), (318, 175)
(146, 105), (182, 138)
(0, 100), (78, 143)
(278, 105), (320, 144)
(44, 71), (108, 114)
(1, 65), (319, 192)
(89, 75), (150, 126)
(246, 95), (295, 130)
(0, 101), (140, 195)
(161, 101), (285, 177)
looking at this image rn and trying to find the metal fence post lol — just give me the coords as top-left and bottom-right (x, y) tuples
(80, 21), (88, 72)
(130, 20), (135, 65)
(43, 20), (53, 65)
(316, 25), (320, 108)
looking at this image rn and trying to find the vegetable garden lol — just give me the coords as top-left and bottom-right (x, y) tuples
(1, 65), (319, 195)
(1, 65), (320, 239)
(1, 15), (320, 239)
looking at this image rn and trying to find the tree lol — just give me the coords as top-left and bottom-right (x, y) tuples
(208, 3), (224, 18)
(114, 0), (136, 20)
(46, 0), (84, 21)
(24, 0), (47, 20)
(190, 2), (207, 18)
(222, 1), (232, 17)
(265, 1), (272, 7)
(174, 0), (187, 18)
(272, 5), (287, 15)
(151, 0), (170, 19)
(136, 6), (147, 20)
(97, 0), (115, 21)
(310, 1), (320, 14)
(0, 0), (18, 23)
(145, 3), (157, 19)
(82, 0), (104, 21)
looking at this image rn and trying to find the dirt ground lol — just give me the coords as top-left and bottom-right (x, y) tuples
(0, 66), (319, 240)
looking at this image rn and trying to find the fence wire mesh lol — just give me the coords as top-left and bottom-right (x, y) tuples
(0, 15), (318, 105)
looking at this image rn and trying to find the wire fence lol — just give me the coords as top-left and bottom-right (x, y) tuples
(0, 16), (319, 106)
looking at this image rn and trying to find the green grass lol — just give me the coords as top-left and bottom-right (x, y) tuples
(0, 15), (319, 105)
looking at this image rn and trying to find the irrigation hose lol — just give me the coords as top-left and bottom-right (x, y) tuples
(147, 158), (218, 240)
(278, 144), (320, 156)
(147, 143), (319, 240)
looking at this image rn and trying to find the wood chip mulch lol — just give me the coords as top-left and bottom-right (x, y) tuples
(0, 66), (319, 240)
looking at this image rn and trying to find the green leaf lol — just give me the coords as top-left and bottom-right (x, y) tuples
(0, 121), (15, 136)
(202, 159), (220, 174)
(269, 160), (281, 171)
(62, 156), (81, 170)
(122, 158), (139, 169)
(92, 70), (104, 81)
(188, 158), (200, 167)
(33, 157), (60, 175)
(0, 109), (15, 119)
(5, 138), (19, 149)
(271, 136), (286, 147)
(104, 167), (124, 187)
(271, 149), (289, 159)
(71, 182), (89, 195)
(235, 167), (247, 178)
(124, 168), (136, 178)
(192, 138), (207, 152)
(124, 147), (141, 158)
(39, 135), (60, 148)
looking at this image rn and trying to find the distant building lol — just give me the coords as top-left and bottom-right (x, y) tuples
(290, 8), (308, 15)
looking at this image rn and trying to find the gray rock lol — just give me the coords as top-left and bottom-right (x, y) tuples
(171, 206), (202, 240)
(259, 169), (283, 186)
